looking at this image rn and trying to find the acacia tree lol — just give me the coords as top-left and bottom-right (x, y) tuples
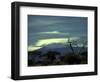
(65, 36), (87, 55)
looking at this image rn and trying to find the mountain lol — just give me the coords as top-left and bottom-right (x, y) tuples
(36, 43), (87, 55)
(28, 43), (87, 64)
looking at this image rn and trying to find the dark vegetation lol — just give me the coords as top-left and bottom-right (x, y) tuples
(28, 50), (87, 66)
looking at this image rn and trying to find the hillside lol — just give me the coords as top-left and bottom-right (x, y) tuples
(28, 43), (87, 66)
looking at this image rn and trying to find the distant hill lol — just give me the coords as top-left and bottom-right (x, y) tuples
(28, 43), (87, 65)
(29, 43), (87, 56)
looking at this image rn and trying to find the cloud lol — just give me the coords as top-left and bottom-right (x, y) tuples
(38, 31), (69, 35)
(28, 15), (87, 48)
(28, 46), (42, 51)
(28, 37), (80, 51)
(34, 37), (79, 47)
(39, 31), (60, 34)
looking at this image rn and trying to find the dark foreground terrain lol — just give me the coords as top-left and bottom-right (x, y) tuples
(28, 47), (87, 66)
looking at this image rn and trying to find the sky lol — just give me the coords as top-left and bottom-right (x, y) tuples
(28, 15), (87, 51)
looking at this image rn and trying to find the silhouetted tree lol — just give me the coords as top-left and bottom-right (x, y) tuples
(66, 36), (75, 55)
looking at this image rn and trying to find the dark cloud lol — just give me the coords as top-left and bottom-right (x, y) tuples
(28, 15), (87, 46)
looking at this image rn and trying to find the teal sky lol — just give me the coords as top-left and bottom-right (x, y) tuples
(28, 15), (87, 51)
